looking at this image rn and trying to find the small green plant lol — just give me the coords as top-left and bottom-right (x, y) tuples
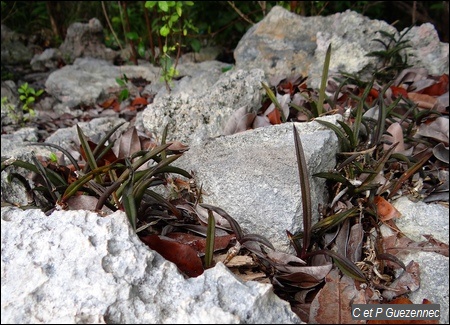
(145, 1), (198, 91)
(366, 26), (413, 82)
(115, 74), (130, 102)
(18, 82), (44, 120)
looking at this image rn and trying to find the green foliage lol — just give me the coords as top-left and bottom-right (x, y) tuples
(1, 123), (190, 229)
(2, 83), (44, 125)
(145, 1), (198, 90)
(115, 74), (130, 102)
(366, 26), (414, 82)
(18, 82), (44, 119)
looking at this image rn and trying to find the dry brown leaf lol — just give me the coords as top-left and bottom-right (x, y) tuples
(265, 249), (307, 266)
(407, 92), (437, 110)
(140, 234), (204, 277)
(223, 105), (256, 135)
(347, 223), (364, 263)
(416, 116), (449, 144)
(383, 122), (406, 152)
(374, 196), (401, 221)
(114, 126), (141, 159)
(167, 141), (189, 153)
(381, 261), (420, 301)
(309, 268), (367, 324)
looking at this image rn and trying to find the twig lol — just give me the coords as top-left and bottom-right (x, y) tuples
(101, 1), (123, 51)
(227, 1), (254, 25)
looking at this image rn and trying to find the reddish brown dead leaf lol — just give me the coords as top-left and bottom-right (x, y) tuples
(407, 92), (437, 110)
(99, 98), (117, 109)
(267, 105), (282, 124)
(309, 268), (366, 324)
(418, 74), (449, 96)
(131, 96), (148, 107)
(140, 234), (204, 277)
(390, 86), (408, 98)
(422, 234), (450, 257)
(80, 140), (118, 166)
(167, 141), (189, 153)
(374, 196), (401, 221)
(166, 232), (234, 254)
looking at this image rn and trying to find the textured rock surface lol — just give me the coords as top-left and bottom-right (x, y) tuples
(142, 67), (267, 145)
(1, 207), (302, 324)
(234, 6), (449, 89)
(174, 116), (341, 252)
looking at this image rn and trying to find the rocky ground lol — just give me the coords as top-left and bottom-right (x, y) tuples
(1, 6), (449, 324)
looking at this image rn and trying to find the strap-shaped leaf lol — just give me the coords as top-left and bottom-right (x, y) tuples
(311, 207), (359, 238)
(261, 82), (286, 122)
(29, 142), (80, 170)
(316, 249), (367, 282)
(293, 125), (312, 258)
(204, 210), (216, 268)
(317, 43), (331, 116)
(200, 203), (244, 241)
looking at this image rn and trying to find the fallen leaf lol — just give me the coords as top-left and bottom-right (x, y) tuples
(374, 196), (401, 221)
(223, 105), (256, 135)
(381, 261), (420, 300)
(166, 232), (234, 254)
(407, 92), (437, 110)
(383, 122), (406, 152)
(309, 268), (366, 324)
(140, 234), (204, 277)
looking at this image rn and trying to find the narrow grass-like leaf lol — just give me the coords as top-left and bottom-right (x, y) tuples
(315, 119), (352, 152)
(311, 249), (367, 282)
(336, 120), (356, 149)
(60, 164), (115, 203)
(313, 171), (350, 185)
(261, 82), (286, 122)
(353, 79), (374, 147)
(286, 230), (303, 257)
(200, 203), (244, 241)
(77, 125), (102, 184)
(372, 81), (392, 146)
(123, 158), (137, 230)
(204, 210), (215, 268)
(95, 143), (173, 211)
(29, 142), (80, 170)
(160, 124), (169, 159)
(311, 207), (359, 239)
(357, 143), (398, 191)
(388, 150), (433, 199)
(293, 125), (312, 258)
(31, 154), (58, 203)
(240, 233), (275, 250)
(144, 189), (182, 218)
(317, 44), (331, 116)
(91, 122), (125, 158)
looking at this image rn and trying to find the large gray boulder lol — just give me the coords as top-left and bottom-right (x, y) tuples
(234, 6), (449, 89)
(1, 207), (302, 324)
(142, 67), (266, 145)
(174, 116), (341, 252)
